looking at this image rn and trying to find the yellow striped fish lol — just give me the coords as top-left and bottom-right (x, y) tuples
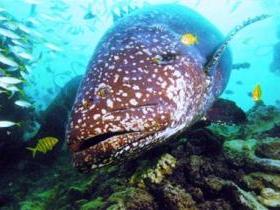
(180, 33), (198, 46)
(26, 137), (59, 157)
(252, 84), (262, 102)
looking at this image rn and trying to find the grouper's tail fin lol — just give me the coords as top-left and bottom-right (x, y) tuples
(204, 14), (271, 75)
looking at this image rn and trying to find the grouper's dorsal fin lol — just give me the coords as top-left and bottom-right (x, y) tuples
(204, 14), (271, 75)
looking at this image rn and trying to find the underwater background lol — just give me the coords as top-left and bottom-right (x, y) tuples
(0, 0), (280, 209)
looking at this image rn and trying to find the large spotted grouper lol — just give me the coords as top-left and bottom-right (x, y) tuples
(66, 4), (269, 172)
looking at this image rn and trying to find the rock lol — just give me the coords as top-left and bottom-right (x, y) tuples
(223, 139), (280, 173)
(246, 104), (280, 138)
(158, 182), (197, 210)
(197, 199), (232, 210)
(243, 172), (280, 191)
(223, 139), (256, 167)
(209, 104), (280, 140)
(205, 99), (247, 140)
(258, 188), (280, 208)
(130, 153), (177, 186)
(242, 172), (280, 208)
(208, 123), (243, 140)
(204, 176), (225, 193)
(224, 182), (268, 210)
(256, 137), (280, 159)
(187, 155), (207, 179)
(264, 125), (280, 138)
(188, 187), (204, 203)
(206, 98), (247, 124)
(4, 85), (280, 210)
(104, 187), (157, 210)
(184, 128), (223, 156)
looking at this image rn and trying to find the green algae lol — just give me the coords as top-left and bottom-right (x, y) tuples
(19, 188), (57, 210)
(105, 187), (156, 210)
(208, 123), (242, 139)
(80, 197), (105, 210)
(20, 201), (45, 210)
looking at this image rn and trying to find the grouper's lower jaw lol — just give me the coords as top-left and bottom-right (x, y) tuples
(72, 131), (157, 172)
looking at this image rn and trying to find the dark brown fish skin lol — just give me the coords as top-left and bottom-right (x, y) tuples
(66, 4), (232, 172)
(71, 61), (209, 171)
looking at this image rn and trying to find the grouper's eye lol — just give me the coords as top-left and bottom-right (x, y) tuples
(152, 52), (178, 65)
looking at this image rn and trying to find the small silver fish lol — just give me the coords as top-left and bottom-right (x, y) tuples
(0, 90), (8, 95)
(0, 27), (20, 39)
(11, 40), (27, 48)
(0, 53), (19, 67)
(26, 17), (40, 27)
(17, 24), (32, 34)
(0, 15), (7, 21)
(0, 82), (9, 89)
(15, 100), (32, 108)
(40, 14), (58, 22)
(5, 85), (22, 98)
(18, 52), (33, 60)
(20, 71), (29, 80)
(45, 43), (63, 52)
(0, 76), (23, 85)
(0, 121), (20, 128)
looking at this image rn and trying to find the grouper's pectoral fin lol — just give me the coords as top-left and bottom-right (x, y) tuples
(204, 14), (271, 76)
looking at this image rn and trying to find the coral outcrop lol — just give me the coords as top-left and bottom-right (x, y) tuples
(1, 90), (280, 210)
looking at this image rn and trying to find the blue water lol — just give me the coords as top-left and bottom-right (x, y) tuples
(1, 0), (280, 112)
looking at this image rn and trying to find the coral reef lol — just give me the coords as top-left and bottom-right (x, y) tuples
(209, 102), (280, 140)
(256, 137), (280, 159)
(243, 172), (280, 208)
(224, 138), (280, 173)
(130, 153), (177, 186)
(246, 103), (280, 138)
(1, 83), (280, 210)
(258, 188), (280, 208)
(206, 98), (247, 124)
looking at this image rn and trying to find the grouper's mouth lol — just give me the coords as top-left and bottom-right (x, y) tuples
(71, 130), (158, 172)
(67, 102), (173, 172)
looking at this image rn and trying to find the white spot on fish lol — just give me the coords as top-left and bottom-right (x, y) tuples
(132, 85), (140, 90)
(106, 99), (114, 108)
(135, 92), (142, 98)
(129, 99), (138, 106)
(113, 74), (120, 83)
(94, 128), (101, 134)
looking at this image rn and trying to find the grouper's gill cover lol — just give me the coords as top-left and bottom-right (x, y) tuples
(65, 4), (265, 172)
